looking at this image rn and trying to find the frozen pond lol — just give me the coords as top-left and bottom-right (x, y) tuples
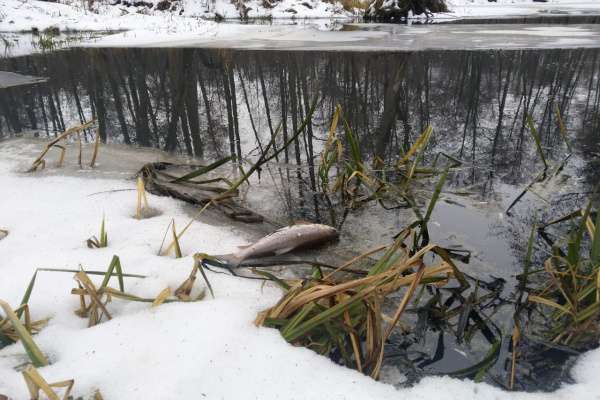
(81, 23), (600, 51)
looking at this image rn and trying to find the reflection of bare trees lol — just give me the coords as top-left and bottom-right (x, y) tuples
(1, 48), (598, 191)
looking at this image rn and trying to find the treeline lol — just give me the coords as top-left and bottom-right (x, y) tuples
(1, 48), (599, 189)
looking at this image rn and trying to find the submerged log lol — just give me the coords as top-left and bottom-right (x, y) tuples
(365, 0), (448, 21)
(138, 162), (264, 223)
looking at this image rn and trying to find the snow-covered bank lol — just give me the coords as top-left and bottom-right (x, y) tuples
(0, 0), (351, 32)
(1, 139), (600, 399)
(3, 0), (600, 34)
(0, 0), (212, 32)
(445, 0), (600, 19)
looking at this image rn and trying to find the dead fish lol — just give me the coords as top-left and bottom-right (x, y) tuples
(218, 223), (338, 267)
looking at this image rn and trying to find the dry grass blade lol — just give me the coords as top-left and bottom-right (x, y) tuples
(152, 288), (172, 307)
(27, 120), (95, 172)
(136, 177), (150, 220)
(171, 219), (183, 258)
(103, 287), (205, 304)
(0, 304), (48, 343)
(526, 114), (548, 174)
(531, 284), (572, 315)
(55, 145), (66, 168)
(554, 104), (572, 152)
(77, 132), (82, 168)
(90, 127), (101, 168)
(171, 156), (233, 183)
(0, 300), (48, 367)
(22, 365), (73, 400)
(371, 262), (426, 379)
(323, 245), (387, 280)
(177, 257), (214, 300)
(397, 125), (433, 167)
(72, 270), (113, 326)
(509, 323), (521, 390)
(160, 202), (212, 256)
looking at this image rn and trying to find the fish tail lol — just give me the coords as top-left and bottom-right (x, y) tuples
(215, 254), (243, 268)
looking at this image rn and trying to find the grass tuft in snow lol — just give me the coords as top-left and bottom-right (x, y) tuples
(0, 300), (49, 367)
(68, 255), (208, 326)
(176, 257), (214, 300)
(22, 365), (73, 400)
(135, 177), (150, 220)
(86, 216), (108, 249)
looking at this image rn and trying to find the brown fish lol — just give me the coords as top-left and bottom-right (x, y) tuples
(218, 223), (338, 267)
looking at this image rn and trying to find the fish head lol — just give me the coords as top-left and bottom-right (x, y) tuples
(317, 224), (339, 240)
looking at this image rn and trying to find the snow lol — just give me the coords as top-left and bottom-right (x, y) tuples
(445, 0), (600, 19)
(1, 138), (600, 399)
(0, 138), (392, 399)
(0, 0), (351, 32)
(0, 0), (214, 32)
(3, 0), (600, 34)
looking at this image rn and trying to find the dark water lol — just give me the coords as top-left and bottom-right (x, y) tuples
(1, 44), (599, 390)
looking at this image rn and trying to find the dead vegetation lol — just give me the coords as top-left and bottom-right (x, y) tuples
(27, 120), (98, 173)
(525, 201), (600, 348)
(255, 226), (468, 379)
(22, 365), (74, 400)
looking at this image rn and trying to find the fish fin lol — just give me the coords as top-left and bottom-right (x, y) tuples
(274, 246), (295, 256)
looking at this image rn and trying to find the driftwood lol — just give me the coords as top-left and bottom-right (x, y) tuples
(138, 162), (263, 223)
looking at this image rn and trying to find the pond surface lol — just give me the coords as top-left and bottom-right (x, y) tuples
(0, 22), (599, 391)
(82, 23), (600, 50)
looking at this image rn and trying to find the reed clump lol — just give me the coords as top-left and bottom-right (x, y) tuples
(526, 201), (600, 348)
(255, 226), (468, 379)
(317, 105), (459, 231)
